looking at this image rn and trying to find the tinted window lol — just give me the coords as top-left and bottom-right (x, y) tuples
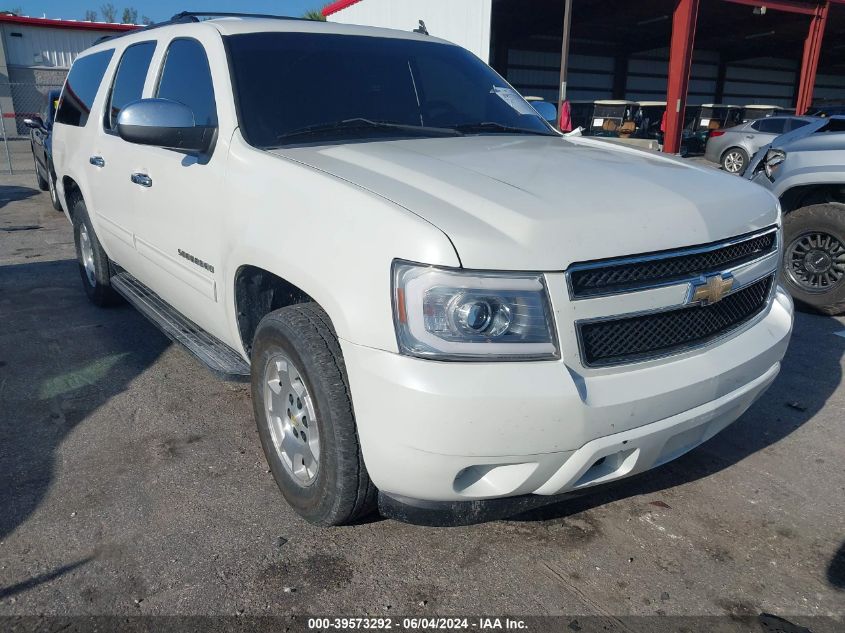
(753, 118), (787, 134)
(788, 118), (810, 132)
(156, 39), (217, 126)
(226, 32), (554, 148)
(106, 41), (156, 130)
(55, 50), (114, 127)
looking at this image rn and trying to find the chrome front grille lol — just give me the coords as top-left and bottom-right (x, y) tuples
(568, 227), (778, 299)
(578, 275), (774, 367)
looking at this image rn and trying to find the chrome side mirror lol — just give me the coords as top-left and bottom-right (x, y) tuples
(24, 115), (45, 130)
(530, 101), (558, 125)
(117, 99), (215, 153)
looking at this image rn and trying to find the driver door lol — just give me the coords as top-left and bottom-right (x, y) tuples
(122, 35), (229, 340)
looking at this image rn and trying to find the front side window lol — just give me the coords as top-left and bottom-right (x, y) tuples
(156, 38), (217, 126)
(55, 49), (114, 127)
(105, 41), (156, 130)
(225, 32), (555, 148)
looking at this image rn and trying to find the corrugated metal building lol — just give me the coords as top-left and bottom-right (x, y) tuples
(0, 14), (136, 132)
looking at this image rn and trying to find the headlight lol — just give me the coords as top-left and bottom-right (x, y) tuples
(763, 149), (786, 180)
(392, 261), (559, 361)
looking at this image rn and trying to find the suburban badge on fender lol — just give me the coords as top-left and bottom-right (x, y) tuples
(689, 273), (735, 306)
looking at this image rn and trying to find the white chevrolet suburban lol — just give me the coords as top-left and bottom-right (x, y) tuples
(52, 13), (794, 526)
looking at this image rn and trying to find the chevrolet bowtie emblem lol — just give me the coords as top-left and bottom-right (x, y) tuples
(689, 273), (735, 305)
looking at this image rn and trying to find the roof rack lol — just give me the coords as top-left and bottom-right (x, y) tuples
(91, 10), (308, 45)
(169, 11), (307, 23)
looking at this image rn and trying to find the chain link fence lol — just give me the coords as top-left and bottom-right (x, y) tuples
(0, 82), (64, 174)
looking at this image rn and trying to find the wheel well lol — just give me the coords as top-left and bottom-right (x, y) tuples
(720, 146), (746, 162)
(62, 176), (82, 221)
(780, 184), (845, 214)
(234, 266), (314, 355)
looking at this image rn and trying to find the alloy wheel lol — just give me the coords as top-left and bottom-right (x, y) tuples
(263, 353), (320, 486)
(722, 150), (745, 173)
(785, 231), (845, 293)
(78, 223), (96, 287)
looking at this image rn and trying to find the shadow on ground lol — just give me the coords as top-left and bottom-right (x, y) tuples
(828, 541), (845, 590)
(0, 184), (40, 210)
(0, 259), (168, 544)
(512, 311), (843, 525)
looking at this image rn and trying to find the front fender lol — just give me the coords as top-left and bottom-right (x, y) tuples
(222, 132), (461, 355)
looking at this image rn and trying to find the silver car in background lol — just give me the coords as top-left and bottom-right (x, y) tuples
(705, 116), (815, 174)
(746, 116), (845, 314)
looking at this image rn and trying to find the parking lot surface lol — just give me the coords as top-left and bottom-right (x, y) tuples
(1, 174), (843, 625)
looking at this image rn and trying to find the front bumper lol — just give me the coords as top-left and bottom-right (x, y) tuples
(341, 288), (793, 502)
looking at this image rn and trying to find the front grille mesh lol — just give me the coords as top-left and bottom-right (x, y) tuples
(579, 275), (773, 367)
(569, 230), (777, 298)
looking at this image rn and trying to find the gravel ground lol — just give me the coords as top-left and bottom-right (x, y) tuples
(0, 173), (843, 629)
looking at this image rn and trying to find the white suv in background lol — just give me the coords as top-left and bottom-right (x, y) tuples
(52, 13), (793, 526)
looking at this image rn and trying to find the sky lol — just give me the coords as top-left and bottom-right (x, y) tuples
(10, 0), (326, 23)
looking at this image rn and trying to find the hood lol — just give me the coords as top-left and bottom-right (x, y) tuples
(269, 135), (779, 270)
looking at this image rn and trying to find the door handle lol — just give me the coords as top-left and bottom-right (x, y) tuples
(130, 173), (152, 188)
(89, 155), (105, 168)
(745, 135), (755, 139)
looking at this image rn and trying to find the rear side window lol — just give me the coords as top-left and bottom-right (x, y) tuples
(56, 50), (114, 127)
(752, 118), (787, 134)
(788, 119), (810, 132)
(106, 41), (156, 130)
(156, 39), (217, 126)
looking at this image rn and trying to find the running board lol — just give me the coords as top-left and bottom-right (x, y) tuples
(110, 271), (250, 378)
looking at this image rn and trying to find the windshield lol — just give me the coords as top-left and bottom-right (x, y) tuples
(225, 32), (555, 148)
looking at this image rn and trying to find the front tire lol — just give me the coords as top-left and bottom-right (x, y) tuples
(72, 197), (121, 307)
(782, 203), (845, 315)
(33, 154), (48, 191)
(251, 303), (376, 525)
(721, 147), (748, 174)
(47, 162), (62, 211)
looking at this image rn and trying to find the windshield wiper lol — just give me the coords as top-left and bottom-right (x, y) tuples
(452, 122), (554, 136)
(276, 118), (462, 143)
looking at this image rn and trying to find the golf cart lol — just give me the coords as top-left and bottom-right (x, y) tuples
(682, 103), (742, 155)
(587, 100), (640, 137)
(634, 101), (666, 141)
(741, 104), (790, 122)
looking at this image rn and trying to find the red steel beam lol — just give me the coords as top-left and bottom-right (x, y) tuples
(664, 0), (700, 154)
(795, 1), (830, 113)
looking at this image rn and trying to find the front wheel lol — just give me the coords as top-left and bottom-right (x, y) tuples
(251, 303), (376, 525)
(720, 147), (748, 174)
(72, 197), (121, 307)
(33, 153), (48, 191)
(782, 203), (845, 315)
(47, 162), (63, 211)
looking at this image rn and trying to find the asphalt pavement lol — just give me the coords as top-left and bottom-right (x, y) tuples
(0, 173), (843, 628)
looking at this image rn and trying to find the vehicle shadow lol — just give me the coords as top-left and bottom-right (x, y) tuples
(0, 258), (169, 541)
(0, 184), (40, 210)
(828, 541), (845, 590)
(512, 310), (843, 523)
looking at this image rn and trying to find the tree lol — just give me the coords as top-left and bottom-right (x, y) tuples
(100, 2), (116, 22)
(84, 9), (97, 21)
(2, 6), (22, 15)
(121, 7), (137, 24)
(303, 8), (326, 21)
(141, 15), (152, 25)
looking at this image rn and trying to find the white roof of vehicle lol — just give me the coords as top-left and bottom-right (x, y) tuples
(89, 17), (453, 51)
(743, 104), (783, 109)
(637, 101), (666, 107)
(594, 99), (637, 105)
